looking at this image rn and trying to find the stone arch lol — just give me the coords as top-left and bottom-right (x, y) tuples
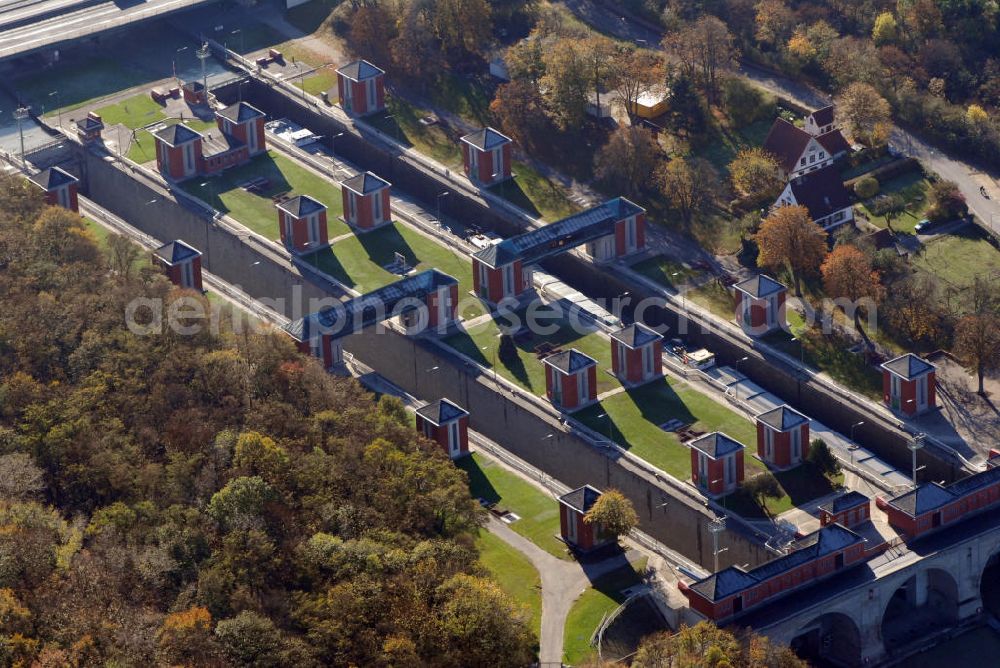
(789, 611), (861, 667)
(880, 567), (960, 652)
(980, 549), (1000, 618)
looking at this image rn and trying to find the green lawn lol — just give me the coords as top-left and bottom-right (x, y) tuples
(95, 93), (166, 129)
(180, 151), (348, 241)
(911, 226), (1000, 292)
(563, 562), (646, 665)
(127, 118), (216, 164)
(441, 305), (618, 396)
(366, 100), (464, 168)
(456, 453), (570, 560)
(476, 530), (542, 638)
(700, 119), (775, 175)
(305, 222), (483, 317)
(294, 66), (338, 97)
(488, 161), (579, 222)
(631, 256), (701, 291)
(856, 171), (931, 234)
(83, 217), (112, 248)
(687, 280), (735, 320)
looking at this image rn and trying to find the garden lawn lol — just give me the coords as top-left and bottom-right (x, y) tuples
(366, 100), (464, 168)
(911, 226), (1000, 291)
(476, 530), (542, 638)
(127, 118), (216, 164)
(83, 217), (111, 248)
(700, 118), (775, 175)
(488, 161), (579, 222)
(856, 171), (931, 234)
(563, 562), (646, 665)
(441, 305), (618, 396)
(305, 222), (483, 316)
(631, 256), (701, 291)
(687, 280), (736, 320)
(95, 94), (166, 129)
(180, 151), (348, 241)
(456, 453), (570, 560)
(294, 66), (338, 97)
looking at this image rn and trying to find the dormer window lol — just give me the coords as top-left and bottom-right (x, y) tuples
(819, 151), (825, 159)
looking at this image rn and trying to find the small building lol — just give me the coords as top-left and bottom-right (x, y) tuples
(276, 195), (329, 253)
(336, 60), (385, 116)
(198, 129), (249, 175)
(763, 117), (850, 181)
(341, 171), (391, 231)
(75, 112), (104, 144)
(460, 127), (512, 186)
(689, 432), (745, 497)
(804, 105), (836, 137)
(27, 166), (79, 212)
(628, 85), (670, 119)
(733, 274), (786, 336)
(773, 165), (855, 230)
(181, 80), (207, 106)
(881, 353), (936, 417)
(755, 404), (810, 469)
(558, 485), (614, 552)
(543, 349), (598, 411)
(152, 240), (203, 291)
(610, 323), (663, 385)
(215, 102), (266, 156)
(153, 124), (203, 181)
(678, 523), (867, 622)
(283, 311), (343, 369)
(876, 466), (1000, 539)
(415, 398), (470, 459)
(819, 491), (870, 529)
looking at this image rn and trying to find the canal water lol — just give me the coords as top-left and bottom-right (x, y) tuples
(905, 625), (1000, 667)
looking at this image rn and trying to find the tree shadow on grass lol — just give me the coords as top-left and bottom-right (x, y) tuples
(774, 464), (839, 506)
(625, 380), (696, 431)
(304, 248), (354, 289)
(440, 330), (490, 366)
(574, 402), (628, 451)
(487, 178), (542, 219)
(718, 488), (768, 520)
(185, 153), (293, 217)
(357, 224), (418, 270)
(455, 456), (501, 505)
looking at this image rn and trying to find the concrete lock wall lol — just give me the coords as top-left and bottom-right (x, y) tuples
(217, 77), (960, 484)
(342, 327), (774, 570)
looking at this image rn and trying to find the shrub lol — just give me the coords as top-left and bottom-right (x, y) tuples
(926, 180), (968, 222)
(722, 77), (775, 128)
(854, 176), (879, 199)
(497, 334), (518, 365)
(808, 438), (841, 476)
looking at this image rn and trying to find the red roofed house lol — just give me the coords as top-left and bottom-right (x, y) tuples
(804, 105), (836, 136)
(689, 432), (745, 497)
(28, 166), (79, 212)
(773, 165), (855, 230)
(610, 323), (663, 385)
(461, 127), (512, 186)
(733, 274), (786, 336)
(152, 240), (203, 291)
(818, 491), (870, 529)
(276, 195), (329, 253)
(762, 116), (850, 181)
(215, 102), (266, 157)
(336, 60), (385, 116)
(341, 171), (391, 231)
(881, 353), (936, 416)
(415, 398), (470, 459)
(755, 404), (810, 469)
(543, 349), (598, 411)
(558, 485), (615, 551)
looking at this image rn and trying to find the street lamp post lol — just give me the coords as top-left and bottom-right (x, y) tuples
(173, 46), (188, 80)
(909, 433), (926, 488)
(708, 516), (727, 572)
(15, 105), (29, 166)
(734, 356), (749, 399)
(850, 421), (865, 442)
(437, 191), (450, 222)
(48, 91), (61, 128)
(331, 132), (345, 156)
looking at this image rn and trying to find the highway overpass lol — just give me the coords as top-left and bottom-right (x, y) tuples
(0, 0), (222, 61)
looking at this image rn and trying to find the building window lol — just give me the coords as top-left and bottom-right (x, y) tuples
(181, 261), (194, 288)
(765, 429), (773, 459)
(492, 148), (502, 179)
(503, 263), (515, 296)
(791, 428), (801, 461)
(373, 191), (382, 222)
(551, 371), (562, 404)
(367, 78), (377, 109)
(422, 419), (433, 439)
(643, 344), (654, 376)
(348, 192), (356, 221)
(308, 215), (320, 244)
(834, 211), (845, 222)
(626, 217), (636, 251)
(918, 375), (927, 405)
(578, 369), (589, 403)
(448, 421), (460, 455)
(819, 151), (825, 159)
(800, 157), (806, 166)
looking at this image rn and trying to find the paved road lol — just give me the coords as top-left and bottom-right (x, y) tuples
(563, 0), (1000, 238)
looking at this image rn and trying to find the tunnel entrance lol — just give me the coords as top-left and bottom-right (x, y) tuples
(881, 568), (959, 652)
(790, 612), (861, 668)
(981, 552), (1000, 618)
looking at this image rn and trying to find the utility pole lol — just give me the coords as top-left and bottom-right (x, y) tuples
(909, 433), (926, 488)
(14, 105), (29, 166)
(196, 42), (210, 104)
(708, 516), (727, 572)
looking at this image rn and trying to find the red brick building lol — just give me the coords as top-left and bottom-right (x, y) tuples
(152, 240), (203, 291)
(283, 311), (343, 369)
(461, 127), (512, 186)
(755, 404), (810, 469)
(154, 124), (204, 181)
(215, 102), (266, 157)
(558, 485), (614, 552)
(733, 274), (786, 336)
(181, 81), (207, 106)
(689, 432), (745, 497)
(543, 349), (598, 411)
(610, 323), (663, 385)
(881, 353), (936, 416)
(679, 523), (866, 621)
(276, 195), (329, 253)
(818, 491), (870, 529)
(415, 399), (470, 459)
(28, 166), (79, 212)
(75, 112), (104, 145)
(341, 171), (391, 231)
(336, 60), (385, 116)
(876, 466), (1000, 539)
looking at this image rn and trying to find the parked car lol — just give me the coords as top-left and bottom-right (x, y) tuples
(914, 219), (934, 234)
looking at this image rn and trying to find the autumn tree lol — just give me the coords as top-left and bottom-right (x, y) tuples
(436, 575), (536, 666)
(347, 3), (395, 67)
(584, 489), (638, 539)
(540, 39), (590, 129)
(729, 148), (782, 205)
(157, 606), (218, 665)
(872, 193), (905, 233)
(660, 157), (714, 224)
(663, 16), (739, 102)
(580, 35), (618, 115)
(742, 473), (782, 513)
(594, 126), (660, 198)
(872, 12), (898, 45)
(754, 0), (795, 48)
(926, 180), (968, 222)
(505, 35), (546, 85)
(609, 47), (663, 123)
(633, 622), (808, 667)
(882, 275), (951, 349)
(808, 439), (841, 477)
(490, 80), (549, 149)
(0, 453), (44, 500)
(836, 82), (892, 147)
(954, 313), (1000, 396)
(430, 0), (492, 65)
(821, 244), (885, 347)
(755, 205), (828, 296)
(107, 232), (141, 281)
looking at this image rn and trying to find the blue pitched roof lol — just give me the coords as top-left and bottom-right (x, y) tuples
(217, 101), (265, 123)
(756, 405), (808, 432)
(610, 322), (662, 349)
(276, 195), (327, 218)
(543, 349), (597, 375)
(153, 240), (201, 265)
(689, 432), (745, 459)
(886, 465), (1000, 519)
(341, 171), (390, 196)
(461, 127), (512, 151)
(28, 166), (77, 189)
(153, 123), (202, 146)
(881, 353), (934, 380)
(415, 398), (468, 426)
(559, 485), (603, 513)
(283, 269), (458, 342)
(819, 491), (870, 515)
(734, 274), (786, 299)
(336, 60), (384, 81)
(472, 198), (645, 268)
